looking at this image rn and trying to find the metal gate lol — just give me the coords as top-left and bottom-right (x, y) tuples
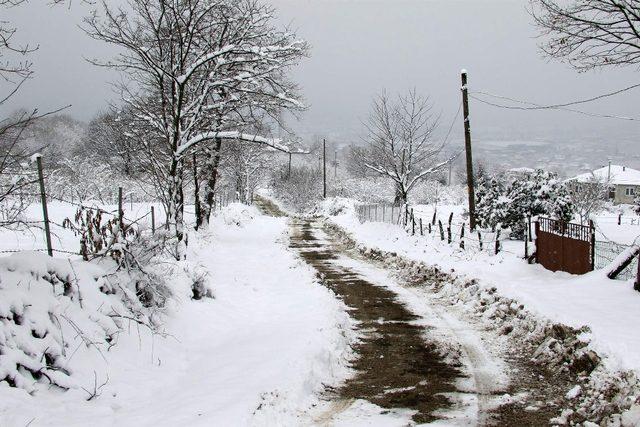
(535, 217), (594, 275)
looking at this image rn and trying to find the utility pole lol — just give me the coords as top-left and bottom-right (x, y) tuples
(287, 152), (292, 179)
(323, 138), (327, 198)
(461, 69), (477, 230)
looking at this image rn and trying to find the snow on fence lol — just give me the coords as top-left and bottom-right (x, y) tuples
(355, 203), (517, 256)
(356, 203), (639, 282)
(595, 240), (639, 282)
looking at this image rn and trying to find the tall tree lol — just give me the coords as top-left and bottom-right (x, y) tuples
(353, 89), (451, 205)
(85, 0), (307, 257)
(531, 0), (640, 70)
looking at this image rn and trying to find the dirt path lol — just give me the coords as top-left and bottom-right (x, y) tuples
(253, 197), (574, 425)
(290, 217), (462, 424)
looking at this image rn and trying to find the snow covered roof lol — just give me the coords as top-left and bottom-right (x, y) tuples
(507, 167), (535, 174)
(572, 165), (640, 186)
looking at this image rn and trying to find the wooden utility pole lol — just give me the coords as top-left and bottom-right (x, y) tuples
(36, 155), (53, 256)
(323, 138), (327, 198)
(461, 70), (477, 230)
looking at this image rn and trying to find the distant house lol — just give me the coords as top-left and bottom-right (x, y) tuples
(570, 165), (640, 204)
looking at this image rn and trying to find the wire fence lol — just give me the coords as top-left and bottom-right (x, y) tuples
(356, 203), (639, 281)
(0, 156), (239, 257)
(594, 240), (638, 281)
(355, 203), (521, 256)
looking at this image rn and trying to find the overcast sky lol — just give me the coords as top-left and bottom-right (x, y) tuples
(2, 0), (639, 144)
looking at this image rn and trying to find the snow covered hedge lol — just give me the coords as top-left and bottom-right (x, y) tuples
(0, 252), (155, 393)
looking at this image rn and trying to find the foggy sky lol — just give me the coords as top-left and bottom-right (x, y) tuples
(2, 0), (639, 145)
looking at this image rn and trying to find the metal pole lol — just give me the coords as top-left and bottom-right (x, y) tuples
(461, 70), (477, 230)
(36, 155), (53, 256)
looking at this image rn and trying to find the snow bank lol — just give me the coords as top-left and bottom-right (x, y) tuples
(0, 252), (149, 394)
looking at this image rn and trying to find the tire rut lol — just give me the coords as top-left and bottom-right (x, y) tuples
(289, 217), (463, 424)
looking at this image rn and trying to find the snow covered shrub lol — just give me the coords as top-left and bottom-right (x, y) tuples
(0, 253), (154, 393)
(63, 206), (172, 309)
(187, 264), (213, 301)
(476, 169), (573, 238)
(270, 164), (322, 212)
(475, 174), (506, 230)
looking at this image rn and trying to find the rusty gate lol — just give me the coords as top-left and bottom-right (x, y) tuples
(535, 217), (594, 275)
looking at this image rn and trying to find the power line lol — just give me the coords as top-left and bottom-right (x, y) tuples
(469, 83), (640, 121)
(470, 94), (638, 121)
(474, 82), (640, 109)
(441, 101), (463, 146)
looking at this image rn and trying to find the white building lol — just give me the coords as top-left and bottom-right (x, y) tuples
(570, 164), (640, 204)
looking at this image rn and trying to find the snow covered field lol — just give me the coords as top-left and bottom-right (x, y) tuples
(0, 203), (354, 426)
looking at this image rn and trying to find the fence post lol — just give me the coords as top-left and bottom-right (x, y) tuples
(460, 223), (465, 250)
(391, 205), (395, 224)
(411, 209), (415, 235)
(118, 187), (124, 231)
(635, 253), (640, 292)
(528, 215), (533, 242)
(495, 229), (501, 255)
(438, 220), (445, 241)
(618, 213), (622, 225)
(382, 205), (386, 223)
(447, 213), (453, 244)
(404, 205), (409, 227)
(590, 220), (596, 271)
(36, 155), (53, 257)
(151, 206), (156, 234)
(374, 205), (378, 221)
(478, 231), (483, 251)
(432, 211), (436, 225)
(524, 220), (529, 259)
(419, 218), (423, 236)
(428, 222), (432, 234)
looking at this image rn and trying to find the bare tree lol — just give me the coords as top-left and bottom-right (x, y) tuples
(84, 0), (307, 257)
(567, 176), (607, 224)
(220, 140), (273, 204)
(531, 0), (640, 70)
(353, 90), (451, 205)
(0, 0), (76, 228)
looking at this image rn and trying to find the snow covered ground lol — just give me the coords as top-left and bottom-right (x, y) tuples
(0, 203), (354, 426)
(321, 198), (640, 376)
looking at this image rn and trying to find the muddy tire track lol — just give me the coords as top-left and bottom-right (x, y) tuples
(288, 217), (463, 424)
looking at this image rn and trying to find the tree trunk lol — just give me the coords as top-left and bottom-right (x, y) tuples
(197, 138), (223, 229)
(394, 184), (408, 206)
(193, 153), (201, 231)
(168, 156), (187, 260)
